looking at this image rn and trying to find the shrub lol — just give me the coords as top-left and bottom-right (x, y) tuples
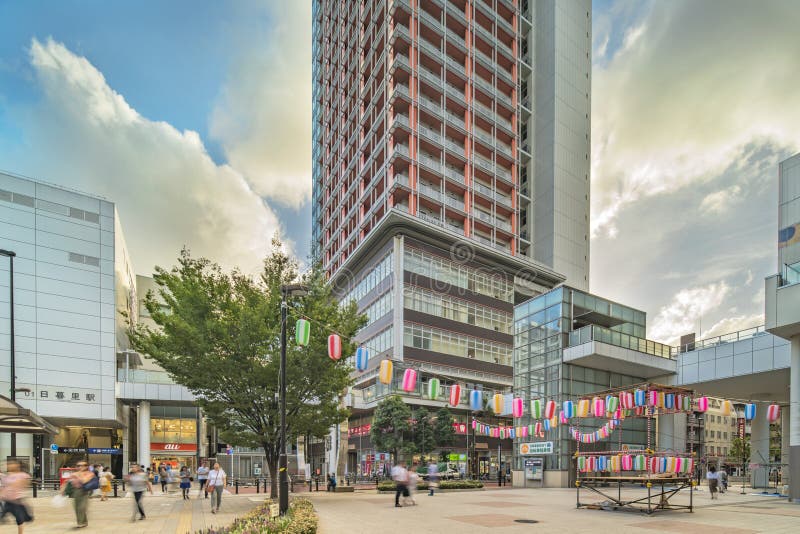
(377, 480), (482, 491)
(195, 498), (317, 534)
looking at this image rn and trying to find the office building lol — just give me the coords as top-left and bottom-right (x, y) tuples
(312, 0), (591, 476)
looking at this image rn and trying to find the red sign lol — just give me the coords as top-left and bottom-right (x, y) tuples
(452, 422), (468, 435)
(150, 443), (197, 452)
(737, 418), (745, 439)
(349, 424), (371, 437)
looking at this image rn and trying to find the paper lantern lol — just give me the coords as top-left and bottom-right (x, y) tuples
(647, 390), (658, 407)
(543, 419), (551, 432)
(471, 419), (477, 429)
(658, 391), (665, 408)
(449, 384), (461, 407)
(664, 393), (675, 410)
(744, 403), (756, 420)
(295, 319), (310, 346)
(620, 391), (634, 409)
(327, 334), (342, 360)
(402, 368), (417, 392)
(767, 404), (781, 422)
(685, 458), (694, 474)
(378, 359), (393, 384)
(696, 396), (708, 412)
(610, 455), (620, 472)
(633, 455), (646, 471)
(512, 397), (524, 418)
(562, 400), (574, 419)
(509, 428), (516, 439)
(720, 400), (732, 416)
(544, 400), (557, 419)
(469, 390), (482, 411)
(577, 399), (590, 417)
(577, 456), (586, 471)
(531, 399), (543, 419)
(597, 456), (607, 471)
(550, 415), (558, 428)
(427, 378), (440, 399)
(674, 457), (683, 473)
(534, 422), (542, 435)
(492, 394), (504, 414)
(621, 455), (632, 471)
(634, 389), (646, 406)
(606, 395), (619, 413)
(355, 346), (369, 372)
(592, 397), (605, 417)
(521, 426), (529, 437)
(586, 456), (596, 471)
(528, 424), (534, 436)
(560, 410), (568, 424)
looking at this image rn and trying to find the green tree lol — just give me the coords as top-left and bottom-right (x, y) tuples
(370, 395), (414, 461)
(433, 407), (456, 449)
(127, 239), (365, 497)
(728, 436), (751, 472)
(412, 407), (436, 459)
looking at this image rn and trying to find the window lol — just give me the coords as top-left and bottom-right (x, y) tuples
(403, 323), (512, 365)
(404, 247), (513, 301)
(403, 286), (512, 333)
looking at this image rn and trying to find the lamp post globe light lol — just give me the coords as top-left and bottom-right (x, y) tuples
(279, 283), (309, 516)
(0, 249), (17, 456)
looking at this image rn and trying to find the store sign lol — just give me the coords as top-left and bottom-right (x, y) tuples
(737, 418), (745, 439)
(519, 442), (553, 455)
(349, 424), (371, 437)
(151, 443), (197, 452)
(452, 422), (468, 434)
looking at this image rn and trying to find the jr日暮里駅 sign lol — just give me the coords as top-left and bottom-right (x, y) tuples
(519, 442), (553, 455)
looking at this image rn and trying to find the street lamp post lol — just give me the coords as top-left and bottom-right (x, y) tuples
(279, 283), (308, 516)
(0, 249), (16, 457)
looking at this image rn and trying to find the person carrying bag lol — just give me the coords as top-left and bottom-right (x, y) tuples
(206, 462), (226, 514)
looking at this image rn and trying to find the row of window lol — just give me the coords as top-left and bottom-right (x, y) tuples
(361, 290), (394, 327)
(404, 247), (513, 302)
(705, 430), (731, 440)
(403, 322), (512, 366)
(403, 285), (512, 333)
(361, 326), (393, 356)
(0, 187), (100, 223)
(342, 252), (393, 304)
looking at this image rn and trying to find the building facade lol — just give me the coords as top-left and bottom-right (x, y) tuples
(0, 171), (135, 475)
(312, 0), (591, 476)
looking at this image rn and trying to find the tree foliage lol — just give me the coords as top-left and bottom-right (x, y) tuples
(370, 395), (413, 460)
(412, 408), (436, 457)
(433, 407), (456, 448)
(127, 238), (365, 497)
(728, 436), (751, 465)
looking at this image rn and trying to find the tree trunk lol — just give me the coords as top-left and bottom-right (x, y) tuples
(267, 458), (279, 499)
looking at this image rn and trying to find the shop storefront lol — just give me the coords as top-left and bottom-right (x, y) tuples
(149, 406), (199, 471)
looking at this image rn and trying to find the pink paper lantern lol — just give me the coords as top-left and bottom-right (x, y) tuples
(620, 391), (634, 409)
(401, 368), (417, 392)
(648, 390), (658, 407)
(592, 397), (605, 417)
(512, 397), (524, 418)
(696, 396), (708, 412)
(327, 334), (341, 360)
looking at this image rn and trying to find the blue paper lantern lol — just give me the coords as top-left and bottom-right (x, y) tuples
(665, 393), (675, 409)
(744, 403), (756, 420)
(469, 390), (482, 411)
(543, 419), (551, 431)
(355, 347), (369, 372)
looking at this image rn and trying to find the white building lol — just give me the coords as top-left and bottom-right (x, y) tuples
(0, 170), (135, 474)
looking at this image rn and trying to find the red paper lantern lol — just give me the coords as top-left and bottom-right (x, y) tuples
(328, 334), (341, 360)
(449, 384), (461, 407)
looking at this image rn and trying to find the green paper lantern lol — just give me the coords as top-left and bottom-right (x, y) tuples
(295, 319), (310, 346)
(428, 378), (440, 399)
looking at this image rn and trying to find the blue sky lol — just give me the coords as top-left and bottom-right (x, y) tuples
(1, 1), (799, 345)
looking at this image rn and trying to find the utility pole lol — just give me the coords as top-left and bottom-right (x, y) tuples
(1, 250), (17, 457)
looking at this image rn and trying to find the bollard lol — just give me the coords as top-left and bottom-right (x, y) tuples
(256, 478), (260, 494)
(263, 478), (267, 494)
(308, 479), (312, 492)
(235, 479), (239, 495)
(122, 480), (126, 492)
(315, 478), (319, 492)
(32, 480), (37, 498)
(114, 480), (118, 498)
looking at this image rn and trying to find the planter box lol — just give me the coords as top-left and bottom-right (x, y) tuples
(334, 486), (355, 492)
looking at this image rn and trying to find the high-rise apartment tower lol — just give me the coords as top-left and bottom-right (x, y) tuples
(311, 0), (590, 476)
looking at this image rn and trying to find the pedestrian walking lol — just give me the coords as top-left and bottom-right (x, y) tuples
(179, 467), (191, 500)
(99, 467), (113, 501)
(427, 460), (439, 496)
(126, 464), (153, 521)
(158, 465), (168, 493)
(0, 460), (34, 534)
(406, 463), (419, 506)
(706, 465), (719, 500)
(206, 462), (226, 514)
(60, 461), (98, 528)
(719, 468), (728, 493)
(391, 460), (409, 508)
(196, 462), (209, 498)
(327, 472), (336, 492)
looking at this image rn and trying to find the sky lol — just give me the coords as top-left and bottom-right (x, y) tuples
(1, 0), (798, 346)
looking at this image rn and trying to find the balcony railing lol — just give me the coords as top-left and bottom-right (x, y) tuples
(117, 368), (177, 385)
(445, 166), (465, 184)
(676, 325), (767, 354)
(418, 182), (442, 201)
(444, 195), (465, 211)
(568, 325), (674, 360)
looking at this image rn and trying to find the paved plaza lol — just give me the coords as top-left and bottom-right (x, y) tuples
(7, 489), (263, 533)
(307, 486), (800, 534)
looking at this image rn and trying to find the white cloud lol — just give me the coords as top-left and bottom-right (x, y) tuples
(209, 1), (312, 208)
(699, 185), (742, 214)
(591, 0), (800, 237)
(698, 314), (763, 340)
(10, 38), (285, 274)
(648, 281), (730, 345)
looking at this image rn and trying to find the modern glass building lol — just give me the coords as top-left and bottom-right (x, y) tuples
(513, 285), (677, 486)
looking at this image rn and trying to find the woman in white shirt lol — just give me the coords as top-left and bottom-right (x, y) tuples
(706, 465), (719, 499)
(207, 462), (227, 513)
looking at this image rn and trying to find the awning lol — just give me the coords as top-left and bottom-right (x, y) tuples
(0, 395), (59, 435)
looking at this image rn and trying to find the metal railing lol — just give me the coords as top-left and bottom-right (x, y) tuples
(117, 368), (176, 384)
(568, 324), (674, 360)
(675, 325), (767, 354)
